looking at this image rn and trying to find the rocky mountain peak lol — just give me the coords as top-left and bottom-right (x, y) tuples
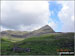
(38, 25), (55, 33)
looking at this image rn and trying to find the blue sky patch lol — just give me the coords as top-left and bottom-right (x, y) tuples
(48, 1), (62, 32)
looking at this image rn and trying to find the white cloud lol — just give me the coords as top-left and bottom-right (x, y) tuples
(1, 26), (14, 32)
(57, 1), (74, 32)
(48, 20), (57, 31)
(71, 16), (74, 21)
(1, 26), (8, 31)
(1, 1), (74, 32)
(1, 1), (50, 31)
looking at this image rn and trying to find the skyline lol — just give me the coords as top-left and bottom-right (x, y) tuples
(1, 1), (74, 32)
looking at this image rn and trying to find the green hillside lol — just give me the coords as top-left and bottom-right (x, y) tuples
(1, 38), (13, 55)
(1, 36), (24, 42)
(1, 33), (74, 55)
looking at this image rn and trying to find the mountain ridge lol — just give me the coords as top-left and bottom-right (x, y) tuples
(1, 25), (55, 38)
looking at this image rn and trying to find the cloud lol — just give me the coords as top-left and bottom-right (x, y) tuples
(57, 1), (74, 32)
(1, 26), (14, 31)
(48, 20), (57, 30)
(1, 1), (74, 32)
(1, 1), (50, 31)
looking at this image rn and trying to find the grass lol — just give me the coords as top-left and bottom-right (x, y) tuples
(2, 36), (24, 42)
(0, 33), (74, 55)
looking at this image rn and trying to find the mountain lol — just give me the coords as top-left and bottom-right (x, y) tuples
(34, 25), (55, 33)
(23, 25), (55, 37)
(1, 25), (74, 55)
(1, 25), (55, 38)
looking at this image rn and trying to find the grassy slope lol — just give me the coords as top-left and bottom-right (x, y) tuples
(1, 38), (13, 55)
(1, 33), (74, 55)
(1, 30), (28, 42)
(2, 36), (24, 42)
(1, 30), (28, 35)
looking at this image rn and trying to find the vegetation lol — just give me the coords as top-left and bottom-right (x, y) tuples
(2, 36), (24, 42)
(1, 33), (74, 55)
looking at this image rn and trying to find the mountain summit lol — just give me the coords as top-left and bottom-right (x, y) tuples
(38, 25), (55, 33)
(1, 25), (55, 38)
(24, 25), (55, 37)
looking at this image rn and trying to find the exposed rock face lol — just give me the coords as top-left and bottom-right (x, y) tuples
(1, 25), (55, 38)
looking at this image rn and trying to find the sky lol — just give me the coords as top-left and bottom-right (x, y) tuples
(1, 1), (74, 32)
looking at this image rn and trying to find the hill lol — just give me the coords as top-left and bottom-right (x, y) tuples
(1, 25), (74, 55)
(1, 25), (55, 38)
(1, 33), (74, 55)
(1, 25), (55, 42)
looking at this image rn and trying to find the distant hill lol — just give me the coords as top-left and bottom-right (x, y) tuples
(1, 25), (55, 38)
(23, 25), (55, 38)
